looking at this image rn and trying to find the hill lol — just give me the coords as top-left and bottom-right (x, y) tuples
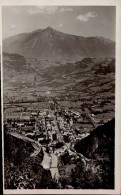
(74, 118), (115, 159)
(4, 131), (58, 189)
(72, 118), (115, 189)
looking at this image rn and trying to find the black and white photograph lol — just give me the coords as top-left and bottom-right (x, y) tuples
(1, 0), (121, 194)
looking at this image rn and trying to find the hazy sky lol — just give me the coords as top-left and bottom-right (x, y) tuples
(2, 6), (116, 40)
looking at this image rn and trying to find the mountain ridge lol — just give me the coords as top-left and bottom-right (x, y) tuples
(3, 26), (115, 42)
(3, 26), (115, 61)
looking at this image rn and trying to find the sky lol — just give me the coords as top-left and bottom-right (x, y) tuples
(2, 6), (116, 41)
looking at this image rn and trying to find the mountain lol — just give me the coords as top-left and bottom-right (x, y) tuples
(3, 27), (115, 61)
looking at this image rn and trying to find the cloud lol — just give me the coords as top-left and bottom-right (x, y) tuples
(27, 6), (58, 15)
(59, 24), (62, 27)
(10, 6), (73, 15)
(27, 6), (73, 15)
(77, 12), (97, 22)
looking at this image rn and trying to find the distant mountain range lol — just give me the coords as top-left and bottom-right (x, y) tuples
(3, 27), (115, 61)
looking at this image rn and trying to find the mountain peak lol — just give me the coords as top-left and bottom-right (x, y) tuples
(3, 27), (115, 60)
(29, 27), (54, 35)
(46, 26), (52, 29)
(45, 26), (54, 31)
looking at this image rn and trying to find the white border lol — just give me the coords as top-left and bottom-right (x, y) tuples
(1, 0), (121, 194)
(1, 0), (119, 6)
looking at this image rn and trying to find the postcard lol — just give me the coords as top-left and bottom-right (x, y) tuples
(1, 0), (121, 194)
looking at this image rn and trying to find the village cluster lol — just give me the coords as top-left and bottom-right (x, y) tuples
(5, 101), (92, 150)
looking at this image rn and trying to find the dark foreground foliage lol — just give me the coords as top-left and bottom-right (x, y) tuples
(4, 133), (59, 189)
(4, 118), (114, 189)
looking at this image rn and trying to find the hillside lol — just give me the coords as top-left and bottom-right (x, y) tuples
(74, 118), (115, 159)
(72, 118), (115, 189)
(4, 131), (58, 189)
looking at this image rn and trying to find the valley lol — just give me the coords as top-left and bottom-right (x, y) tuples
(3, 27), (115, 189)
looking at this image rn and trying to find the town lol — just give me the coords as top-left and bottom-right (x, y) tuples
(4, 92), (115, 183)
